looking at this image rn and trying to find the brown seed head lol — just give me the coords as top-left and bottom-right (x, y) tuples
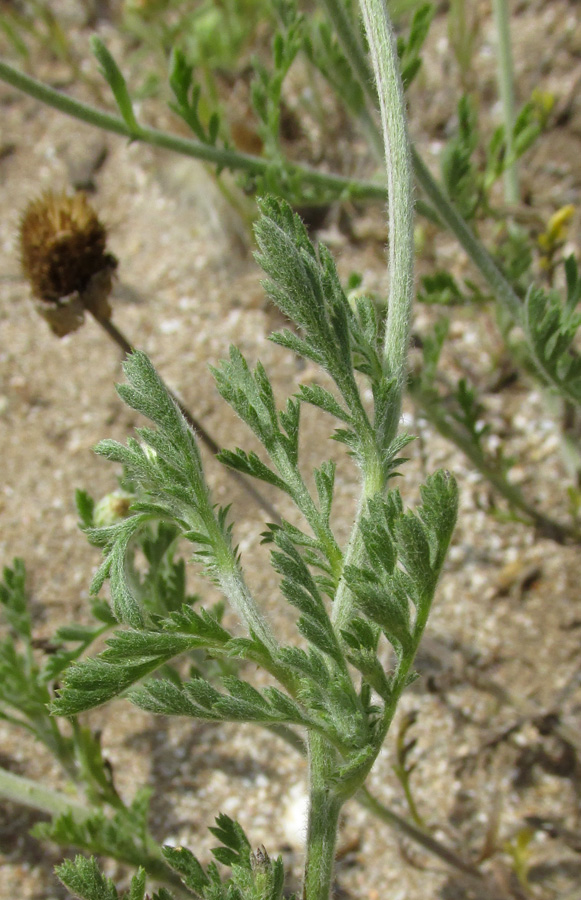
(20, 191), (114, 301)
(19, 191), (117, 336)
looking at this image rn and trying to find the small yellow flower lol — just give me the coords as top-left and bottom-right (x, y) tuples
(538, 205), (575, 274)
(531, 89), (555, 124)
(538, 205), (575, 252)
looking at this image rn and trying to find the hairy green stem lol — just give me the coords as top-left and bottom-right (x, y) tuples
(331, 465), (383, 635)
(269, 725), (494, 885)
(335, 587), (447, 835)
(314, 3), (525, 329)
(321, 5), (580, 412)
(492, 0), (519, 204)
(209, 529), (297, 691)
(215, 562), (279, 656)
(303, 734), (342, 900)
(301, 4), (419, 860)
(207, 544), (316, 697)
(270, 447), (343, 576)
(361, 0), (415, 393)
(188, 497), (284, 666)
(333, 0), (414, 637)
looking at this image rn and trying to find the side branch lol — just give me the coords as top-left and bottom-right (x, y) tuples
(0, 59), (385, 204)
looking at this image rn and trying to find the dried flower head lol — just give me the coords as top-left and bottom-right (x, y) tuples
(19, 191), (117, 336)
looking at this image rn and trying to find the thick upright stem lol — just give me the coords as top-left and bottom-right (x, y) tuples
(313, 4), (525, 331)
(303, 734), (342, 900)
(360, 0), (415, 396)
(268, 726), (502, 886)
(332, 0), (415, 636)
(492, 0), (519, 204)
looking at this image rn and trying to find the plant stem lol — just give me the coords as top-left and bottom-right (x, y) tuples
(323, 0), (578, 536)
(331, 466), (383, 635)
(218, 566), (281, 659)
(0, 766), (91, 821)
(318, 0), (385, 163)
(410, 381), (580, 544)
(492, 0), (519, 205)
(93, 312), (282, 525)
(0, 736), (497, 894)
(317, 4), (581, 410)
(357, 787), (483, 880)
(0, 59), (384, 204)
(361, 0), (414, 394)
(333, 0), (415, 637)
(269, 445), (343, 576)
(410, 148), (523, 324)
(269, 725), (502, 889)
(303, 734), (342, 900)
(0, 58), (439, 220)
(312, 4), (525, 330)
(0, 768), (187, 893)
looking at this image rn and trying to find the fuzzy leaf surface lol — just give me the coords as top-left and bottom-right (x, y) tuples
(52, 609), (232, 715)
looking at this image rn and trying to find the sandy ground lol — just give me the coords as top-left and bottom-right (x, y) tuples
(0, 1), (580, 898)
